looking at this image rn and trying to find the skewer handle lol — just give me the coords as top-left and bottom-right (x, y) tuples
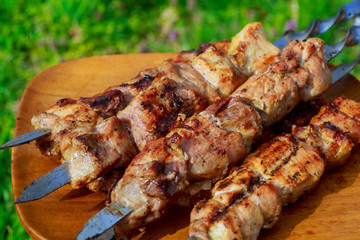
(274, 0), (360, 49)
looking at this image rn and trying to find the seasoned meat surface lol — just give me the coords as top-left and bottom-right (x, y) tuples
(193, 44), (245, 96)
(32, 22), (283, 192)
(110, 36), (331, 238)
(59, 116), (137, 189)
(32, 89), (126, 156)
(189, 97), (360, 240)
(232, 38), (331, 126)
(228, 22), (281, 76)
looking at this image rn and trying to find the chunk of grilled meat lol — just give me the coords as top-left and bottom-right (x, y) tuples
(86, 168), (125, 193)
(253, 97), (325, 149)
(118, 22), (280, 151)
(117, 66), (218, 151)
(110, 37), (331, 238)
(58, 116), (138, 189)
(32, 89), (128, 156)
(30, 42), (215, 157)
(189, 96), (359, 240)
(33, 22), (282, 190)
(231, 38), (331, 126)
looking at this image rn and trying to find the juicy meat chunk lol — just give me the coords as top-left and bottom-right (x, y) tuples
(59, 116), (137, 189)
(310, 96), (360, 144)
(189, 97), (360, 240)
(243, 134), (324, 205)
(32, 89), (126, 156)
(111, 136), (188, 238)
(228, 22), (281, 76)
(118, 76), (210, 150)
(190, 169), (281, 240)
(159, 60), (221, 103)
(174, 113), (247, 182)
(232, 38), (331, 126)
(193, 44), (246, 96)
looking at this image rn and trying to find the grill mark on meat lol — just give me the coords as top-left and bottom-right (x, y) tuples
(169, 132), (182, 144)
(290, 172), (301, 182)
(75, 134), (100, 158)
(197, 43), (213, 53)
(211, 192), (247, 222)
(154, 113), (178, 136)
(247, 175), (264, 193)
(179, 49), (203, 57)
(140, 101), (153, 111)
(150, 160), (163, 174)
(270, 143), (299, 176)
(168, 91), (184, 108)
(192, 118), (201, 129)
(214, 146), (226, 156)
(120, 74), (155, 91)
(56, 98), (76, 107)
(323, 121), (341, 133)
(216, 177), (232, 190)
(79, 90), (124, 115)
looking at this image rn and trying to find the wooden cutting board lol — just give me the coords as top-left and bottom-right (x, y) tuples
(11, 53), (360, 240)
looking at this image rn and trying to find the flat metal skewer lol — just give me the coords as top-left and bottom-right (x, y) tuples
(2, 0), (360, 151)
(75, 203), (131, 240)
(76, 54), (360, 240)
(15, 162), (70, 203)
(0, 128), (51, 150)
(273, 0), (360, 49)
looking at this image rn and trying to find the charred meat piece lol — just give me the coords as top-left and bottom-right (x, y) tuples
(32, 89), (127, 156)
(59, 116), (137, 189)
(189, 96), (359, 240)
(109, 37), (331, 238)
(231, 38), (331, 126)
(37, 22), (281, 191)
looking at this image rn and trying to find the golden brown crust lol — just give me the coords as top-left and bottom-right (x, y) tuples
(189, 97), (360, 240)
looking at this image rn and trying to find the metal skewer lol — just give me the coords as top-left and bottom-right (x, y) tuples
(273, 0), (360, 49)
(2, 0), (360, 151)
(75, 51), (360, 240)
(8, 2), (360, 239)
(14, 28), (360, 205)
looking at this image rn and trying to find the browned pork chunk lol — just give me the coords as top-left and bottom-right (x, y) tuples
(32, 89), (127, 156)
(189, 96), (360, 240)
(59, 116), (137, 189)
(33, 22), (282, 192)
(109, 36), (331, 238)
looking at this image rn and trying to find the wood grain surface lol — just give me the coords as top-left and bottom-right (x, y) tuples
(11, 53), (360, 240)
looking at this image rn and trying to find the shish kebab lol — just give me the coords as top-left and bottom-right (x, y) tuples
(14, 17), (360, 204)
(4, 0), (360, 152)
(15, 22), (284, 203)
(77, 34), (359, 239)
(188, 96), (360, 240)
(7, 1), (360, 198)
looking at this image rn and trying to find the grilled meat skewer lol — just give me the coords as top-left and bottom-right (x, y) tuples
(189, 96), (360, 240)
(16, 23), (283, 203)
(10, 15), (360, 198)
(6, 0), (360, 152)
(33, 19), (360, 196)
(92, 37), (332, 239)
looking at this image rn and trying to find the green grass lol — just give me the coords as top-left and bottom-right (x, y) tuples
(0, 0), (357, 239)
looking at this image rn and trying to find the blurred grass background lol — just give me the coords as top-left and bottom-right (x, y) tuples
(1, 0), (358, 239)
